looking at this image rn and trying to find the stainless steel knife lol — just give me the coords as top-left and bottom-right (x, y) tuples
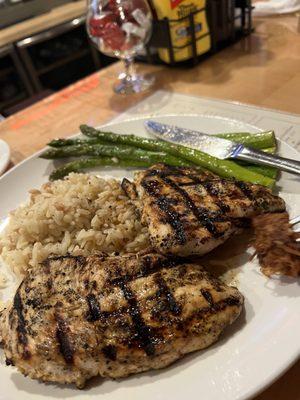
(145, 120), (300, 176)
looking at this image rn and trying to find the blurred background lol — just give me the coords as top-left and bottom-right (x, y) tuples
(0, 0), (299, 116)
(0, 0), (256, 115)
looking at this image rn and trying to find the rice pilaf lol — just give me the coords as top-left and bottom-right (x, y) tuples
(0, 173), (149, 278)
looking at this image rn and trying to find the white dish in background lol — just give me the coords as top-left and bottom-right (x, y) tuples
(0, 115), (299, 400)
(0, 139), (10, 176)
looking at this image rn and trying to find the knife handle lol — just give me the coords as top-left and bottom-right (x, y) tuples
(236, 146), (300, 176)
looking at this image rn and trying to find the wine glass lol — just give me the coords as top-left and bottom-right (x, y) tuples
(87, 0), (154, 95)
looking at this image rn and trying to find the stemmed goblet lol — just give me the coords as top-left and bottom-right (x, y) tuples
(87, 0), (154, 94)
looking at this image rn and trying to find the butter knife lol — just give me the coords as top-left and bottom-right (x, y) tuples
(145, 120), (300, 176)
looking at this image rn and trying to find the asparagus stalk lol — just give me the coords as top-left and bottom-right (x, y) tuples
(261, 147), (276, 154)
(48, 137), (107, 147)
(79, 126), (274, 187)
(246, 165), (278, 180)
(46, 128), (277, 185)
(48, 130), (276, 150)
(81, 125), (278, 153)
(48, 137), (278, 178)
(48, 129), (277, 178)
(238, 146), (278, 180)
(50, 158), (151, 181)
(49, 156), (276, 187)
(215, 131), (276, 149)
(41, 143), (190, 167)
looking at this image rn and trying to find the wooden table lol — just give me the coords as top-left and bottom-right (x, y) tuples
(0, 14), (299, 400)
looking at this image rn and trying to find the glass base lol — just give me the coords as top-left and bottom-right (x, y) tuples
(114, 73), (155, 95)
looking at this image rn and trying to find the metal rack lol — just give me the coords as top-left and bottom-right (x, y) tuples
(0, 0), (81, 29)
(145, 0), (253, 66)
(16, 16), (101, 92)
(0, 44), (34, 114)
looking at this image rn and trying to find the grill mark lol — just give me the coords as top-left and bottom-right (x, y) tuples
(145, 166), (214, 191)
(86, 257), (185, 324)
(5, 358), (14, 366)
(200, 289), (214, 307)
(145, 166), (188, 178)
(216, 201), (231, 213)
(202, 178), (228, 197)
(167, 173), (232, 215)
(170, 174), (240, 216)
(234, 218), (251, 228)
(13, 287), (30, 359)
(116, 277), (156, 356)
(25, 298), (42, 309)
(86, 294), (101, 322)
(42, 259), (51, 274)
(145, 166), (209, 182)
(177, 264), (188, 278)
(66, 255), (181, 293)
(102, 345), (117, 361)
(56, 316), (74, 364)
(184, 175), (208, 185)
(202, 180), (222, 196)
(164, 172), (229, 214)
(144, 170), (230, 236)
(181, 296), (243, 329)
(169, 173), (232, 215)
(146, 166), (256, 216)
(121, 178), (138, 200)
(84, 279), (90, 289)
(109, 256), (183, 284)
(225, 296), (243, 306)
(145, 163), (214, 178)
(234, 181), (254, 200)
(159, 175), (221, 237)
(46, 278), (53, 290)
(87, 307), (129, 323)
(199, 180), (235, 216)
(142, 179), (187, 245)
(179, 181), (201, 187)
(154, 273), (181, 315)
(211, 277), (225, 292)
(175, 175), (225, 193)
(86, 293), (129, 323)
(157, 195), (187, 245)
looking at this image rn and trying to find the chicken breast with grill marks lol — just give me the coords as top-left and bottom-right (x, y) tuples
(0, 253), (243, 388)
(122, 164), (286, 256)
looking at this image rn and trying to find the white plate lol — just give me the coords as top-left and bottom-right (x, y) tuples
(0, 115), (299, 400)
(0, 139), (10, 176)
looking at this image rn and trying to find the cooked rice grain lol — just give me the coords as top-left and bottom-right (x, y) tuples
(0, 173), (149, 277)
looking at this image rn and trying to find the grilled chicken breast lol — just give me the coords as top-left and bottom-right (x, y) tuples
(122, 164), (286, 256)
(0, 253), (243, 388)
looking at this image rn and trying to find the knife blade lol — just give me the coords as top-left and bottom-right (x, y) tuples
(145, 120), (241, 159)
(144, 120), (300, 176)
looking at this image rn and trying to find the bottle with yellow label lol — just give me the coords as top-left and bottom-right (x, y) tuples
(150, 0), (211, 63)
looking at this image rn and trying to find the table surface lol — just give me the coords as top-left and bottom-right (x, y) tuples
(0, 0), (86, 48)
(0, 14), (299, 400)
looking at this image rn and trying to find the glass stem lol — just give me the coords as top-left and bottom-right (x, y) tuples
(123, 57), (135, 82)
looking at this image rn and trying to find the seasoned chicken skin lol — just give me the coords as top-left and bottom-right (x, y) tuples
(0, 253), (243, 388)
(122, 164), (286, 256)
